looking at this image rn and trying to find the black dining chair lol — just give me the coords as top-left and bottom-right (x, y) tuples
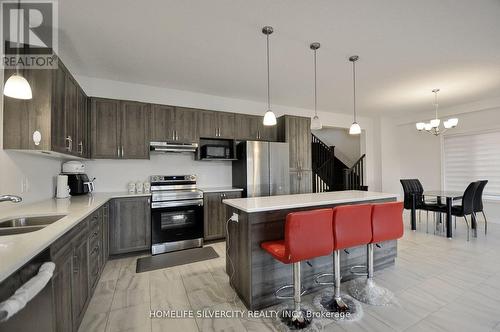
(400, 179), (440, 231)
(450, 181), (481, 241)
(473, 180), (488, 235)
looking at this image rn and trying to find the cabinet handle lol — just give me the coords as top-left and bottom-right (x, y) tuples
(121, 146), (124, 157)
(73, 255), (79, 274)
(65, 136), (73, 152)
(218, 128), (221, 137)
(78, 141), (83, 155)
(91, 231), (98, 239)
(117, 146), (120, 157)
(91, 245), (99, 255)
(172, 130), (175, 140)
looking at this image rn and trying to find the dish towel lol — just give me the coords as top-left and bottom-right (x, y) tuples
(0, 262), (56, 322)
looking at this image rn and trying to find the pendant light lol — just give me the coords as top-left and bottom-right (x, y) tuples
(348, 55), (361, 135)
(310, 42), (322, 130)
(415, 89), (458, 136)
(262, 26), (276, 126)
(3, 0), (32, 100)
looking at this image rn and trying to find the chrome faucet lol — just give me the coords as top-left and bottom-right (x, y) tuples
(0, 195), (22, 203)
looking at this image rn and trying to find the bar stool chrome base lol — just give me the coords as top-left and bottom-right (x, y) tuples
(276, 306), (313, 330)
(312, 290), (363, 321)
(347, 278), (394, 306)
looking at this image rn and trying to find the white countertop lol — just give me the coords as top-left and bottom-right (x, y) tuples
(0, 192), (150, 283)
(199, 187), (244, 193)
(222, 190), (399, 213)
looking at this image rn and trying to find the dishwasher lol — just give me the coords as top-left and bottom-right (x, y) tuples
(0, 249), (55, 332)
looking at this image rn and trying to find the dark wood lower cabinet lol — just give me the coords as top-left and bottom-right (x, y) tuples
(52, 245), (74, 332)
(204, 191), (242, 240)
(50, 204), (109, 332)
(71, 233), (89, 331)
(109, 197), (151, 255)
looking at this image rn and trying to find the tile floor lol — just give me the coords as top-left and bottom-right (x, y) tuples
(79, 215), (500, 332)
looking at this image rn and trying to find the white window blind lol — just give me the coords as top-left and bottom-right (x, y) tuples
(444, 131), (500, 198)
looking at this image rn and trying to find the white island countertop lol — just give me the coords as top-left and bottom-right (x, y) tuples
(0, 192), (150, 283)
(223, 190), (399, 213)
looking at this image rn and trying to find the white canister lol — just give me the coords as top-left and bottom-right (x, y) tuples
(128, 182), (136, 193)
(136, 181), (144, 193)
(56, 175), (70, 199)
(143, 182), (151, 193)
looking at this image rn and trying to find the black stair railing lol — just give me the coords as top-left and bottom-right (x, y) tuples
(312, 134), (335, 192)
(343, 154), (366, 190)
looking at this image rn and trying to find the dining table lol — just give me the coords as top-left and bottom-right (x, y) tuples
(410, 190), (476, 238)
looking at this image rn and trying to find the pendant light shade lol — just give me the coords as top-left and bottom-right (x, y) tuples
(349, 55), (361, 135)
(3, 74), (33, 99)
(310, 42), (322, 130)
(262, 26), (276, 126)
(263, 110), (277, 126)
(349, 122), (361, 135)
(3, 0), (33, 100)
(311, 115), (322, 130)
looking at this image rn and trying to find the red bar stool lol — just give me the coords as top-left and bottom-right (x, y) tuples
(348, 202), (404, 305)
(314, 204), (372, 318)
(261, 208), (334, 329)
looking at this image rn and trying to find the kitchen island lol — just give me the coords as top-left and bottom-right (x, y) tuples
(223, 190), (399, 310)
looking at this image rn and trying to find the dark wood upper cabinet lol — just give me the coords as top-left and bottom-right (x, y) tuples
(76, 89), (89, 158)
(90, 98), (149, 159)
(150, 104), (175, 141)
(234, 113), (276, 141)
(218, 112), (235, 139)
(120, 101), (150, 159)
(198, 110), (218, 138)
(149, 105), (198, 142)
(198, 110), (235, 139)
(3, 58), (89, 158)
(234, 114), (260, 140)
(64, 75), (79, 155)
(51, 66), (68, 153)
(174, 107), (199, 142)
(90, 98), (120, 159)
(277, 115), (312, 171)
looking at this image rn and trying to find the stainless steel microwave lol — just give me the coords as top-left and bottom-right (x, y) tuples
(200, 145), (231, 159)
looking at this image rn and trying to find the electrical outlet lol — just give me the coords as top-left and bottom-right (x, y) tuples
(230, 213), (239, 223)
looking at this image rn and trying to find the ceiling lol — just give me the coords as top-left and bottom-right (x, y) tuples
(58, 0), (500, 116)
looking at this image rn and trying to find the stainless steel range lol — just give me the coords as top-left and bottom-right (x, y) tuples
(150, 175), (204, 255)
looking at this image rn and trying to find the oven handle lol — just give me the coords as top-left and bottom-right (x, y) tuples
(151, 199), (203, 209)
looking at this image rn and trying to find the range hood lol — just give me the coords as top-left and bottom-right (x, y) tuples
(150, 141), (198, 153)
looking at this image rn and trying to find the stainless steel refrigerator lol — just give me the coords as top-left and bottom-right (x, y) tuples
(232, 141), (290, 197)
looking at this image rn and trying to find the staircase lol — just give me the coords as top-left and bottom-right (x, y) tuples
(311, 134), (367, 192)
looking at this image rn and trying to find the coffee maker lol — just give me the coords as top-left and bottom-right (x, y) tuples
(61, 161), (95, 196)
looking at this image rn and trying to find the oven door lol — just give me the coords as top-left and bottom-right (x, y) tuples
(151, 199), (204, 247)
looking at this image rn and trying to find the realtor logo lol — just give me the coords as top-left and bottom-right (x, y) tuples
(1, 0), (58, 69)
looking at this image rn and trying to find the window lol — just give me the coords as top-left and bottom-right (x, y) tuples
(443, 130), (500, 198)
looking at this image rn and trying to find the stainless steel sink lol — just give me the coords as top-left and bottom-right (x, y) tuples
(0, 215), (66, 236)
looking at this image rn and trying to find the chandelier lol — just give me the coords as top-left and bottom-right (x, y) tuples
(416, 89), (458, 136)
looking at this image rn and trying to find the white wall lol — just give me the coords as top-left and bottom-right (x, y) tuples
(377, 98), (500, 223)
(76, 75), (380, 192)
(85, 154), (232, 192)
(0, 68), (62, 212)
